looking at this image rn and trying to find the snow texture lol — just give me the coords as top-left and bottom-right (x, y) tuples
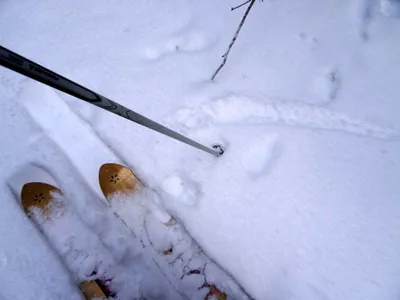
(313, 67), (340, 103)
(381, 0), (400, 17)
(241, 134), (279, 177)
(161, 174), (200, 207)
(108, 191), (249, 299)
(1, 0), (400, 299)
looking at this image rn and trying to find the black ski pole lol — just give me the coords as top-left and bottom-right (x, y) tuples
(0, 45), (223, 157)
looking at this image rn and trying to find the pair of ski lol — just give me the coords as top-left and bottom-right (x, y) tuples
(14, 163), (247, 299)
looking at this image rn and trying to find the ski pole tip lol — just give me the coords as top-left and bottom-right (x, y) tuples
(212, 144), (225, 156)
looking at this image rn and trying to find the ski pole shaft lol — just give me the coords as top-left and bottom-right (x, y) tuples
(0, 45), (222, 157)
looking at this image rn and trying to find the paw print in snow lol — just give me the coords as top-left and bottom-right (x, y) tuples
(313, 68), (340, 104)
(142, 31), (216, 61)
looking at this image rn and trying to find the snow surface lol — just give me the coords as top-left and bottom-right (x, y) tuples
(1, 0), (400, 299)
(7, 164), (245, 299)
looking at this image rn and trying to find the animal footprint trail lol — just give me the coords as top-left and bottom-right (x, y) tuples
(142, 30), (216, 61)
(175, 96), (400, 141)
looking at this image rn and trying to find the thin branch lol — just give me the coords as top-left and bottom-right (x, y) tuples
(211, 0), (257, 80)
(231, 0), (251, 11)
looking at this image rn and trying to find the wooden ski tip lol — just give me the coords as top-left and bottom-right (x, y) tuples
(99, 163), (140, 200)
(79, 280), (107, 299)
(205, 284), (227, 300)
(20, 182), (61, 215)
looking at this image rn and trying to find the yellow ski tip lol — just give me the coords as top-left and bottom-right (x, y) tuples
(98, 163), (140, 200)
(79, 280), (107, 299)
(21, 182), (61, 215)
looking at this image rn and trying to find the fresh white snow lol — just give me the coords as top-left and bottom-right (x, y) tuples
(161, 174), (200, 207)
(381, 0), (400, 17)
(1, 0), (400, 299)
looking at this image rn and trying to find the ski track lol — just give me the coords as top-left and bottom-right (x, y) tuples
(16, 82), (250, 299)
(15, 83), (184, 298)
(53, 80), (400, 300)
(174, 95), (400, 141)
(6, 138), (180, 299)
(16, 77), (400, 300)
(26, 195), (116, 282)
(2, 0), (400, 299)
(17, 82), (122, 199)
(109, 192), (250, 299)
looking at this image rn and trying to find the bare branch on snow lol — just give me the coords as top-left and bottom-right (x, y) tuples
(231, 0), (251, 11)
(211, 0), (257, 81)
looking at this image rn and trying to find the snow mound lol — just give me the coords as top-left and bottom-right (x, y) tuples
(161, 174), (200, 207)
(241, 134), (279, 177)
(177, 95), (400, 140)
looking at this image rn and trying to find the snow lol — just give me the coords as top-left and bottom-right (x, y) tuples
(313, 67), (340, 103)
(1, 0), (400, 299)
(381, 0), (400, 17)
(108, 191), (249, 299)
(241, 133), (279, 177)
(161, 174), (200, 206)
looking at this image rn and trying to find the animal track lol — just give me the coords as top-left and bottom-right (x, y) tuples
(142, 30), (216, 61)
(174, 95), (400, 140)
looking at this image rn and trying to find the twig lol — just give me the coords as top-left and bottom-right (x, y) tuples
(211, 0), (257, 80)
(231, 0), (251, 11)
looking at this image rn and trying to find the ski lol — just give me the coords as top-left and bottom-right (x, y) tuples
(8, 163), (250, 299)
(98, 163), (250, 300)
(10, 165), (114, 300)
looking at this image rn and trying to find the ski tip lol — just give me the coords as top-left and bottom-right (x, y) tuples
(20, 182), (61, 215)
(98, 163), (140, 200)
(79, 280), (107, 299)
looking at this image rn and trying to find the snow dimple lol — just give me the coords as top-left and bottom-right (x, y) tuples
(161, 174), (200, 207)
(353, 0), (374, 40)
(241, 134), (279, 177)
(177, 95), (400, 140)
(297, 32), (319, 50)
(141, 30), (217, 61)
(313, 68), (340, 104)
(381, 0), (400, 17)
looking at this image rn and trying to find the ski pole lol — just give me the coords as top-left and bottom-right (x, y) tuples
(0, 45), (223, 157)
